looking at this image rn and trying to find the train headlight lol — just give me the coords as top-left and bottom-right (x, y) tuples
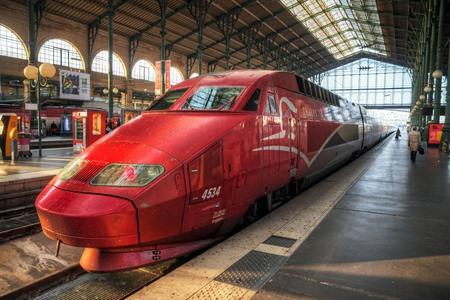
(59, 157), (88, 180)
(90, 164), (164, 187)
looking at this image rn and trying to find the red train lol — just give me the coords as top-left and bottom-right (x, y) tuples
(36, 70), (390, 272)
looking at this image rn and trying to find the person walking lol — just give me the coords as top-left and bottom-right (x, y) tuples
(408, 127), (421, 162)
(395, 128), (401, 140)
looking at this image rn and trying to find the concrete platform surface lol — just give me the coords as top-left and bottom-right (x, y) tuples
(254, 136), (450, 299)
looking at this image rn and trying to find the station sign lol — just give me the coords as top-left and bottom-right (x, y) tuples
(72, 111), (87, 118)
(25, 103), (37, 110)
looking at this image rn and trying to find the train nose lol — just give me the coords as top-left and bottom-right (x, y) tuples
(36, 185), (138, 248)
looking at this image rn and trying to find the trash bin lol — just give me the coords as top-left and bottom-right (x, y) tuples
(18, 132), (32, 158)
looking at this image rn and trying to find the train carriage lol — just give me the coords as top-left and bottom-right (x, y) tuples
(35, 70), (388, 272)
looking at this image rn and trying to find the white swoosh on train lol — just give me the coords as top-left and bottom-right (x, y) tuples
(253, 124), (344, 168)
(263, 97), (298, 142)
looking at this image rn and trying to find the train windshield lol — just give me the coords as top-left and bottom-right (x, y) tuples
(148, 88), (188, 110)
(181, 86), (244, 111)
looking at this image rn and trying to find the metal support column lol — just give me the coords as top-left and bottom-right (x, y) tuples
(441, 39), (450, 146)
(427, 0), (438, 123)
(187, 0), (212, 75)
(128, 34), (140, 77)
(107, 0), (114, 119)
(216, 8), (240, 70)
(186, 53), (197, 78)
(255, 33), (275, 70)
(432, 0), (445, 123)
(238, 22), (261, 69)
(418, 27), (427, 128)
(159, 0), (167, 93)
(27, 0), (45, 157)
(87, 20), (100, 73)
(28, 0), (36, 65)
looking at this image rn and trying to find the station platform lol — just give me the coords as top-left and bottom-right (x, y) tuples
(129, 135), (450, 300)
(0, 147), (72, 209)
(0, 147), (72, 177)
(30, 136), (73, 149)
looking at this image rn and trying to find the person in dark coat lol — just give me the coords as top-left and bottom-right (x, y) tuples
(395, 128), (401, 139)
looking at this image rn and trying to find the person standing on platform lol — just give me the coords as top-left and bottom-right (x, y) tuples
(408, 127), (421, 162)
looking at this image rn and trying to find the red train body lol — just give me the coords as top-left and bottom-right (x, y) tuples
(36, 70), (389, 272)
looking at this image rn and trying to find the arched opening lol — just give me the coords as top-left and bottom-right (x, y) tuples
(132, 59), (156, 81)
(0, 24), (27, 60)
(38, 38), (85, 69)
(92, 50), (126, 77)
(170, 67), (184, 86)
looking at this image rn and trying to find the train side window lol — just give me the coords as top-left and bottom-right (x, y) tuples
(149, 88), (188, 110)
(304, 81), (311, 96)
(312, 84), (319, 99)
(312, 83), (318, 98)
(318, 87), (324, 102)
(296, 76), (306, 94)
(324, 91), (330, 104)
(264, 93), (279, 115)
(332, 94), (337, 106)
(243, 89), (260, 112)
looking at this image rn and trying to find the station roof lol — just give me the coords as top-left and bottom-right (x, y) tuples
(24, 0), (448, 76)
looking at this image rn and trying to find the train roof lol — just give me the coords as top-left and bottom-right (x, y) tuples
(172, 70), (362, 110)
(174, 70), (286, 88)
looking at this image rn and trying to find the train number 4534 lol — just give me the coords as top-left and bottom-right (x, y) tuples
(201, 186), (222, 200)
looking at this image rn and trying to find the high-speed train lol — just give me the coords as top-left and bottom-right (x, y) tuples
(36, 70), (390, 272)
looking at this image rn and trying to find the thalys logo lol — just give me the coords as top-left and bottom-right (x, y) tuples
(252, 96), (343, 168)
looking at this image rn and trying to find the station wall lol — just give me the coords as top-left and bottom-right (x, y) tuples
(0, 0), (207, 106)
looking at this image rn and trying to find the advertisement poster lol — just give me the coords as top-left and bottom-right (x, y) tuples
(60, 70), (91, 100)
(428, 123), (444, 145)
(155, 61), (162, 96)
(165, 60), (171, 91)
(155, 60), (171, 96)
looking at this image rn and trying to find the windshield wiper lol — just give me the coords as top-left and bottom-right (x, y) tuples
(183, 102), (195, 110)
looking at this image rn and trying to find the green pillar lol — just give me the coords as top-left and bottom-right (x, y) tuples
(159, 0), (167, 94)
(198, 25), (203, 74)
(427, 0), (438, 123)
(28, 0), (36, 65)
(107, 0), (114, 120)
(27, 0), (39, 153)
(441, 38), (450, 146)
(27, 1), (36, 107)
(432, 0), (445, 123)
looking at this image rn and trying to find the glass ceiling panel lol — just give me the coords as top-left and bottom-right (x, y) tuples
(280, 0), (387, 60)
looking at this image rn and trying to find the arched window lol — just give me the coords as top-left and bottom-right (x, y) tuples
(132, 60), (156, 81)
(170, 67), (184, 85)
(0, 24), (26, 59)
(189, 72), (199, 79)
(92, 50), (126, 77)
(38, 39), (84, 69)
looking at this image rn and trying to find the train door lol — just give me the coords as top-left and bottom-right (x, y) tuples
(262, 90), (281, 191)
(182, 142), (227, 236)
(288, 109), (300, 178)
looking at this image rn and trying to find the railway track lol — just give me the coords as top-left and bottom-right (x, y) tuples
(2, 258), (183, 300)
(0, 205), (41, 243)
